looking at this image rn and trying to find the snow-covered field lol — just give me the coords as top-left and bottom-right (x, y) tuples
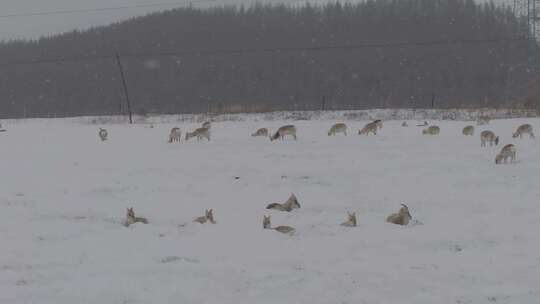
(1, 117), (539, 304)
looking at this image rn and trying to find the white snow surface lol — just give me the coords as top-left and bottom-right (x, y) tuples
(1, 116), (539, 304)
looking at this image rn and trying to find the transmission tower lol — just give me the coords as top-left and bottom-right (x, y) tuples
(514, 0), (540, 40)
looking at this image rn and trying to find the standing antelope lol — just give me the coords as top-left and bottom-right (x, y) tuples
(251, 128), (269, 137)
(495, 144), (516, 164)
(98, 128), (108, 141)
(341, 212), (357, 227)
(480, 130), (499, 147)
(270, 125), (297, 141)
(513, 124), (535, 139)
(328, 123), (347, 136)
(266, 193), (301, 212)
(124, 207), (148, 227)
(462, 125), (475, 136)
(194, 209), (216, 224)
(168, 127), (181, 143)
(185, 127), (210, 142)
(422, 126), (440, 135)
(202, 121), (211, 129)
(386, 204), (412, 226)
(263, 215), (295, 234)
(358, 121), (378, 135)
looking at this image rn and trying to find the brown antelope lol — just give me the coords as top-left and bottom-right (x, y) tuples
(266, 193), (301, 212)
(422, 126), (440, 135)
(194, 209), (216, 224)
(477, 116), (490, 125)
(358, 121), (378, 135)
(373, 119), (383, 130)
(495, 144), (516, 164)
(251, 128), (269, 137)
(124, 207), (148, 227)
(341, 212), (357, 227)
(386, 204), (412, 226)
(263, 215), (295, 234)
(480, 130), (499, 147)
(513, 124), (535, 139)
(462, 125), (474, 136)
(328, 123), (347, 136)
(168, 127), (181, 143)
(98, 128), (108, 141)
(270, 125), (297, 141)
(202, 121), (211, 129)
(185, 127), (210, 142)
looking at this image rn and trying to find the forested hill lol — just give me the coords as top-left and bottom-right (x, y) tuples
(0, 0), (537, 118)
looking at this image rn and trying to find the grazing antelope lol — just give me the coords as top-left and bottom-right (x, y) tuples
(373, 119), (383, 130)
(495, 144), (516, 164)
(328, 123), (347, 136)
(386, 204), (412, 226)
(168, 127), (181, 143)
(194, 209), (216, 224)
(98, 128), (108, 141)
(124, 207), (148, 227)
(477, 116), (490, 125)
(422, 125), (440, 135)
(513, 124), (535, 139)
(358, 121), (378, 135)
(263, 215), (295, 234)
(480, 130), (499, 147)
(266, 193), (301, 212)
(270, 125), (297, 141)
(185, 127), (210, 142)
(402, 121), (408, 127)
(202, 121), (211, 129)
(341, 212), (357, 227)
(251, 128), (269, 137)
(462, 125), (475, 136)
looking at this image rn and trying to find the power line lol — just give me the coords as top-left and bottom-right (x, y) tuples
(0, 36), (528, 68)
(0, 0), (216, 19)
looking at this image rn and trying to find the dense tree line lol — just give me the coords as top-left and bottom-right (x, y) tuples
(0, 0), (537, 118)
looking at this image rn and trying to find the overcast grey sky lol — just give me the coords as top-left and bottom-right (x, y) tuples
(0, 0), (512, 41)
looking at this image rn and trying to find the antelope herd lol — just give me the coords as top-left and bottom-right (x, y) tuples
(107, 116), (534, 232)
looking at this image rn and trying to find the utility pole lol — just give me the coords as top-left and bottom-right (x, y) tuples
(115, 52), (133, 124)
(321, 95), (326, 111)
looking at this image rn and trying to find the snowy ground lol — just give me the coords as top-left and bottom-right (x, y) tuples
(1, 117), (539, 304)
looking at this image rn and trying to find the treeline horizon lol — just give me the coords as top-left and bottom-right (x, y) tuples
(0, 0), (538, 119)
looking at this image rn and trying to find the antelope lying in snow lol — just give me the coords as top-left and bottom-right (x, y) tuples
(263, 215), (295, 234)
(480, 130), (499, 147)
(422, 125), (440, 135)
(373, 119), (383, 129)
(270, 125), (297, 141)
(251, 128), (269, 137)
(124, 207), (148, 227)
(168, 127), (181, 143)
(328, 123), (347, 136)
(194, 209), (216, 224)
(185, 127), (210, 142)
(266, 194), (301, 212)
(98, 128), (108, 141)
(495, 144), (516, 164)
(358, 121), (378, 135)
(386, 204), (412, 226)
(341, 212), (357, 227)
(513, 124), (535, 139)
(462, 125), (474, 136)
